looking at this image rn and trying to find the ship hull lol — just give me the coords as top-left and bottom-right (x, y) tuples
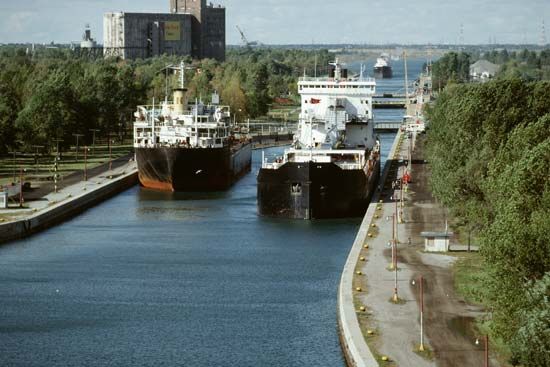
(136, 143), (252, 192)
(257, 159), (380, 219)
(373, 66), (393, 79)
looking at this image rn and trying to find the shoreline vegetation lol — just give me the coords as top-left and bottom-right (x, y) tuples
(427, 51), (550, 367)
(0, 48), (330, 184)
(0, 48), (332, 157)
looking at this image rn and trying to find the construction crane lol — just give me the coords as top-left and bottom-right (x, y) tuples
(236, 25), (259, 50)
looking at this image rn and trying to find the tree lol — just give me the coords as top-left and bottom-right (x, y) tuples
(15, 69), (78, 150)
(426, 79), (550, 366)
(221, 75), (247, 122)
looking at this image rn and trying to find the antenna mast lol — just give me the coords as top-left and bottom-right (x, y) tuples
(541, 20), (547, 46)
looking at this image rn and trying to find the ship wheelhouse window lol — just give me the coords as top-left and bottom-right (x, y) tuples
(291, 183), (302, 195)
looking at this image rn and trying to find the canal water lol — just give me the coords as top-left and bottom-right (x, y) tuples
(0, 59), (426, 367)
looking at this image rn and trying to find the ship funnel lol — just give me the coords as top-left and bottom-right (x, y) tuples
(173, 88), (188, 115)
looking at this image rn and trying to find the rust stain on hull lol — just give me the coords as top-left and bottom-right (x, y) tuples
(139, 175), (174, 192)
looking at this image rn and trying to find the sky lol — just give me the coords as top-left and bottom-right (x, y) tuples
(0, 0), (548, 45)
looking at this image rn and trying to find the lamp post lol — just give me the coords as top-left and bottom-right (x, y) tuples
(475, 335), (489, 367)
(72, 134), (84, 163)
(84, 146), (89, 181)
(30, 145), (44, 174)
(485, 335), (489, 367)
(51, 139), (64, 193)
(394, 181), (399, 244)
(19, 167), (25, 208)
(108, 133), (117, 171)
(392, 258), (398, 302)
(89, 129), (100, 156)
(109, 135), (112, 171)
(412, 276), (425, 351)
(400, 172), (404, 223)
(9, 151), (21, 183)
(390, 214), (396, 270)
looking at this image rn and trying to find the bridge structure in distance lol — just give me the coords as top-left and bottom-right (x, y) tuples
(373, 93), (410, 109)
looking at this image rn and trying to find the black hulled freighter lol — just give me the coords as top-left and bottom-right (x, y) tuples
(257, 60), (380, 219)
(373, 53), (393, 79)
(133, 62), (251, 192)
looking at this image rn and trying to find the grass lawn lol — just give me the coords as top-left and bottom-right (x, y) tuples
(0, 142), (134, 187)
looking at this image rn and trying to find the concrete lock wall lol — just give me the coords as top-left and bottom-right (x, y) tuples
(337, 129), (403, 367)
(0, 171), (138, 245)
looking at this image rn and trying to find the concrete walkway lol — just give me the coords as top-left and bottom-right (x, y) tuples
(0, 159), (137, 223)
(354, 132), (436, 367)
(348, 131), (495, 367)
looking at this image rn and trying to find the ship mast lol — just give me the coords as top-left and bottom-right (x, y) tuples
(180, 61), (185, 89)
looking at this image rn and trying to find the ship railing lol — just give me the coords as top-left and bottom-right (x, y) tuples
(135, 104), (231, 117)
(262, 162), (285, 170)
(335, 162), (363, 170)
(299, 76), (376, 83)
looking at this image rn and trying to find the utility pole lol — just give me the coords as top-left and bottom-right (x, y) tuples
(89, 129), (100, 156)
(72, 134), (84, 162)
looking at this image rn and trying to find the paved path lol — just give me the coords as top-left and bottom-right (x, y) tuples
(357, 132), (435, 367)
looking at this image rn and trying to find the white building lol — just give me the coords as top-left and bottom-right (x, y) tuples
(421, 231), (453, 252)
(470, 60), (500, 81)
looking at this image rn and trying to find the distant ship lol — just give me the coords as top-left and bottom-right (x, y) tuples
(373, 53), (393, 78)
(133, 63), (252, 192)
(257, 60), (380, 219)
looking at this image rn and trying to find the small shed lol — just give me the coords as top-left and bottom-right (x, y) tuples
(421, 231), (453, 252)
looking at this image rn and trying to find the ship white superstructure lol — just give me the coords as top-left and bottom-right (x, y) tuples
(263, 59), (379, 169)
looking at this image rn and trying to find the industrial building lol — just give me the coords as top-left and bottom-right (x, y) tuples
(170, 0), (226, 61)
(80, 25), (97, 49)
(103, 0), (225, 61)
